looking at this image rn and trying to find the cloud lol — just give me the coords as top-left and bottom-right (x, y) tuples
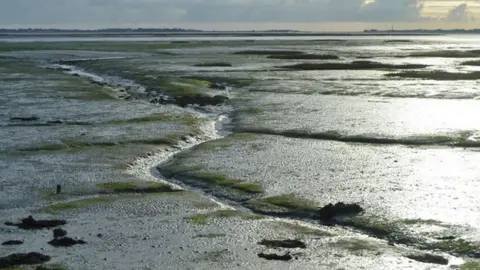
(360, 0), (424, 21)
(445, 3), (471, 21)
(0, 0), (455, 28)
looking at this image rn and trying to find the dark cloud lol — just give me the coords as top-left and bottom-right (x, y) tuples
(446, 4), (470, 21)
(0, 0), (464, 27)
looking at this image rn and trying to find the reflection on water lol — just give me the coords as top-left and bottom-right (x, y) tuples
(1, 36), (480, 268)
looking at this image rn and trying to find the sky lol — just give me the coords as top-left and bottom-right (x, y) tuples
(0, 0), (479, 31)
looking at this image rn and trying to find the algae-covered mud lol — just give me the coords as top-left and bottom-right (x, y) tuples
(1, 35), (480, 269)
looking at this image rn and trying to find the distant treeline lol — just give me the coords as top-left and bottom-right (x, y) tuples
(0, 28), (203, 33)
(364, 29), (480, 34)
(0, 28), (300, 33)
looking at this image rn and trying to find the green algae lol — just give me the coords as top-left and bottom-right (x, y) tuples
(267, 54), (339, 60)
(193, 62), (232, 67)
(402, 219), (443, 226)
(461, 261), (480, 270)
(385, 70), (480, 80)
(96, 181), (176, 193)
(331, 238), (380, 255)
(234, 50), (304, 55)
(238, 128), (479, 148)
(183, 76), (255, 88)
(276, 221), (333, 237)
(178, 78), (210, 87)
(410, 50), (480, 58)
(247, 194), (317, 214)
(194, 233), (227, 238)
(462, 60), (480, 66)
(181, 171), (262, 194)
(106, 113), (201, 126)
(232, 182), (262, 194)
(425, 239), (480, 257)
(17, 134), (187, 154)
(36, 264), (69, 270)
(189, 210), (264, 225)
(282, 61), (427, 70)
(193, 133), (258, 153)
(41, 197), (116, 213)
(405, 253), (449, 265)
(238, 108), (264, 114)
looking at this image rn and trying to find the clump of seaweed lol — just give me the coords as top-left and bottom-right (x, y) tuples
(410, 50), (480, 58)
(189, 210), (263, 225)
(281, 61), (427, 70)
(193, 62), (232, 67)
(97, 181), (178, 194)
(461, 60), (480, 66)
(234, 50), (305, 55)
(385, 70), (480, 80)
(267, 54), (339, 60)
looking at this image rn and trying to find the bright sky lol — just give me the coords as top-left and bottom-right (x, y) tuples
(0, 0), (478, 30)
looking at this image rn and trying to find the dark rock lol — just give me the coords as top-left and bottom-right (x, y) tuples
(435, 236), (456, 240)
(209, 82), (227, 90)
(316, 202), (364, 221)
(1, 240), (23, 246)
(258, 252), (292, 261)
(10, 116), (39, 121)
(53, 228), (67, 238)
(97, 233), (103, 238)
(7, 216), (67, 230)
(48, 237), (86, 247)
(212, 95), (229, 104)
(36, 265), (66, 270)
(406, 253), (449, 265)
(0, 252), (50, 268)
(174, 94), (229, 107)
(46, 120), (64, 124)
(258, 239), (306, 249)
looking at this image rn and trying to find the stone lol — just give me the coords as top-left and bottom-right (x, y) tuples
(258, 239), (306, 249)
(1, 240), (23, 246)
(48, 237), (86, 247)
(53, 228), (67, 238)
(316, 202), (364, 221)
(10, 116), (39, 121)
(406, 253), (449, 265)
(258, 252), (292, 261)
(47, 120), (64, 124)
(0, 252), (50, 268)
(209, 82), (227, 90)
(6, 216), (67, 230)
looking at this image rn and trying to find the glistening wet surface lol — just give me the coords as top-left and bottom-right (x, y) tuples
(0, 35), (479, 269)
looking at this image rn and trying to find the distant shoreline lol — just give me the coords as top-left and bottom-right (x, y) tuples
(2, 28), (480, 38)
(0, 31), (447, 38)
